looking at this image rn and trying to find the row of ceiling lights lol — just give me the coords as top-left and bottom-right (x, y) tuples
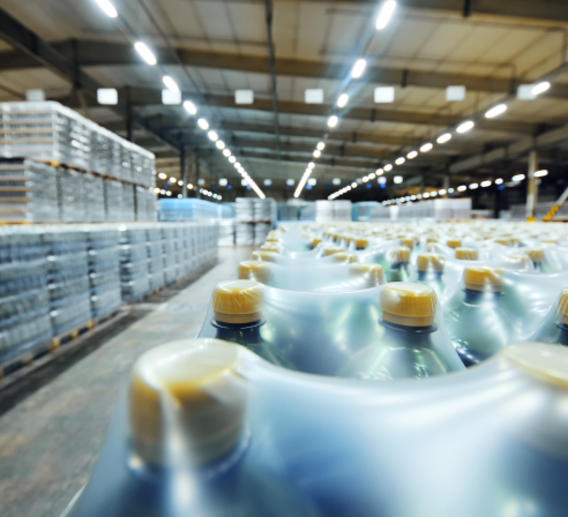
(293, 0), (398, 199)
(382, 170), (548, 205)
(93, 0), (264, 201)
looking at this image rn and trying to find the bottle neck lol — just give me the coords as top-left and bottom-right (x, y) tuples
(381, 320), (435, 346)
(464, 288), (501, 304)
(213, 319), (264, 341)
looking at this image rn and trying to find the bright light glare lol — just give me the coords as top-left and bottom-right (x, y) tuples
(480, 180), (492, 187)
(327, 115), (339, 128)
(376, 168), (384, 175)
(384, 163), (393, 172)
(469, 183), (479, 190)
(162, 75), (179, 93)
(534, 169), (548, 178)
(183, 100), (197, 115)
(229, 156), (236, 164)
(337, 93), (349, 108)
(197, 118), (209, 130)
(437, 133), (452, 144)
(395, 157), (405, 166)
(407, 150), (418, 160)
(420, 142), (433, 153)
(512, 174), (526, 182)
(393, 175), (403, 184)
(456, 120), (475, 134)
(207, 130), (219, 142)
(134, 41), (157, 66)
(313, 149), (322, 158)
(216, 140), (225, 150)
(457, 185), (467, 192)
(532, 81), (551, 96)
(376, 0), (397, 30)
(223, 148), (231, 157)
(351, 58), (367, 79)
(94, 0), (118, 18)
(495, 178), (503, 185)
(317, 141), (325, 151)
(484, 104), (507, 119)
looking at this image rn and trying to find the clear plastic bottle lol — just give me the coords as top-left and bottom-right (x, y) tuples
(387, 247), (411, 282)
(445, 266), (513, 366)
(530, 288), (568, 346)
(339, 282), (464, 380)
(238, 260), (271, 285)
(415, 253), (445, 296)
(205, 280), (288, 367)
(71, 339), (316, 516)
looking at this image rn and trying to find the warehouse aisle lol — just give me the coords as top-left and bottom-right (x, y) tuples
(0, 246), (250, 517)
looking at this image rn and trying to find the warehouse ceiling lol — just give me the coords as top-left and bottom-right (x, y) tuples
(1, 0), (568, 201)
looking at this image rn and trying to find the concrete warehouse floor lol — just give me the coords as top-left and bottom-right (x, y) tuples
(0, 246), (250, 517)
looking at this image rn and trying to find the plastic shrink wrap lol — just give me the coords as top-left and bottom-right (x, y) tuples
(71, 339), (568, 517)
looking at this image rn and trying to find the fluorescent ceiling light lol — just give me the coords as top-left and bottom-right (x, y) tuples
(161, 89), (181, 105)
(534, 169), (548, 178)
(532, 81), (551, 97)
(469, 183), (479, 190)
(327, 115), (339, 128)
(264, 179), (272, 186)
(308, 162), (315, 169)
(351, 182), (357, 188)
(197, 118), (209, 131)
(376, 168), (384, 175)
(162, 75), (179, 93)
(495, 178), (503, 185)
(369, 172), (376, 180)
(207, 130), (219, 142)
(420, 142), (433, 153)
(235, 89), (254, 104)
(229, 156), (236, 164)
(374, 86), (395, 103)
(94, 0), (118, 18)
(158, 172), (167, 180)
(484, 103), (507, 119)
(216, 140), (225, 150)
(169, 176), (177, 184)
(308, 178), (317, 186)
(446, 85), (466, 102)
(395, 157), (405, 166)
(337, 93), (349, 108)
(332, 178), (341, 185)
(384, 163), (393, 172)
(97, 88), (118, 105)
(437, 132), (452, 144)
(393, 175), (403, 184)
(438, 189), (447, 195)
(351, 58), (367, 79)
(178, 180), (184, 186)
(375, 0), (397, 30)
(456, 120), (475, 134)
(313, 149), (321, 158)
(183, 100), (197, 115)
(134, 41), (157, 66)
(305, 88), (324, 104)
(406, 150), (418, 160)
(317, 141), (325, 151)
(512, 174), (525, 182)
(223, 148), (231, 157)
(457, 185), (467, 192)
(480, 180), (492, 188)
(287, 179), (295, 186)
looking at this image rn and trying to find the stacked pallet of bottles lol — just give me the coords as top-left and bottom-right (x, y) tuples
(0, 101), (157, 222)
(118, 226), (150, 302)
(86, 226), (121, 321)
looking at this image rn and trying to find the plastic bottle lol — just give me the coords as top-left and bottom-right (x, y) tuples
(204, 280), (288, 366)
(349, 264), (385, 288)
(445, 266), (513, 366)
(455, 248), (478, 261)
(387, 247), (411, 282)
(71, 339), (315, 516)
(238, 260), (271, 284)
(415, 253), (445, 296)
(530, 288), (568, 346)
(340, 283), (464, 380)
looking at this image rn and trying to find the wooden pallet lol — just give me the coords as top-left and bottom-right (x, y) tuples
(0, 310), (124, 388)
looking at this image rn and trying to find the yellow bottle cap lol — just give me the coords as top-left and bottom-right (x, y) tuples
(355, 238), (369, 249)
(129, 338), (247, 467)
(416, 253), (445, 273)
(381, 282), (437, 327)
(238, 260), (271, 284)
(350, 263), (385, 287)
(556, 288), (568, 326)
(426, 237), (438, 244)
(504, 343), (568, 389)
(310, 237), (322, 248)
(495, 238), (511, 246)
(447, 239), (462, 249)
(400, 238), (414, 249)
(463, 266), (504, 292)
(251, 250), (278, 262)
(333, 252), (359, 264)
(455, 248), (479, 260)
(265, 231), (279, 242)
(213, 280), (264, 324)
(391, 247), (410, 264)
(259, 244), (280, 253)
(323, 247), (344, 256)
(528, 249), (545, 263)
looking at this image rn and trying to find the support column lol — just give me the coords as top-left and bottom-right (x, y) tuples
(180, 147), (187, 198)
(526, 150), (539, 221)
(194, 155), (201, 198)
